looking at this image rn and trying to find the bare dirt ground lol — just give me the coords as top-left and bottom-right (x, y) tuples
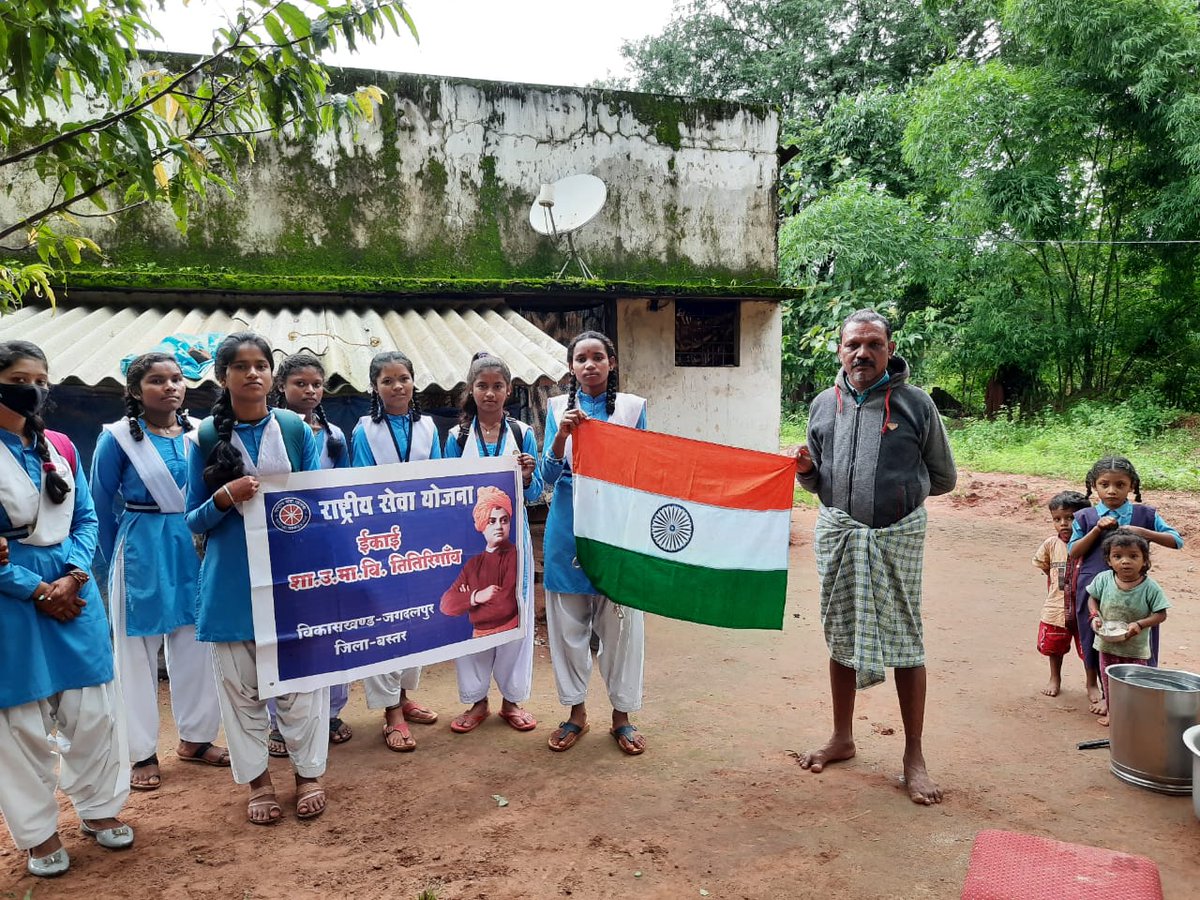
(4, 471), (1199, 899)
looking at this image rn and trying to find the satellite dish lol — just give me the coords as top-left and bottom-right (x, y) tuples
(529, 173), (607, 279)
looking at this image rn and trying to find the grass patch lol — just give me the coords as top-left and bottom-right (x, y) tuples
(778, 399), (1200, 492)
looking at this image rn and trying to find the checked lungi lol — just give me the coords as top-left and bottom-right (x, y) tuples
(814, 505), (928, 689)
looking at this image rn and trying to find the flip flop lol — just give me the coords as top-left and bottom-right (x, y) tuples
(400, 700), (438, 725)
(130, 754), (161, 791)
(267, 729), (289, 759)
(450, 709), (491, 733)
(176, 741), (230, 767)
(610, 724), (646, 756)
(328, 717), (353, 745)
(548, 721), (589, 752)
(498, 707), (538, 732)
(295, 783), (326, 820)
(383, 722), (416, 752)
(247, 786), (282, 826)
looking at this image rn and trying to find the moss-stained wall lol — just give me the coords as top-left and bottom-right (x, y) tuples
(4, 63), (780, 287)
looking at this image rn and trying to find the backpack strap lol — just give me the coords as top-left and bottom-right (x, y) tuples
(508, 417), (524, 453)
(44, 430), (77, 474)
(272, 409), (306, 472)
(197, 412), (304, 471)
(456, 423), (470, 452)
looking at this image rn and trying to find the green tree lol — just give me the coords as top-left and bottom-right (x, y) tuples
(0, 0), (417, 311)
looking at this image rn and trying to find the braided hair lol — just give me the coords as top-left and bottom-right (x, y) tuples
(459, 351), (513, 434)
(123, 352), (193, 442)
(1084, 455), (1142, 503)
(203, 332), (274, 491)
(564, 330), (617, 416)
(0, 340), (69, 504)
(368, 351), (421, 423)
(271, 352), (343, 457)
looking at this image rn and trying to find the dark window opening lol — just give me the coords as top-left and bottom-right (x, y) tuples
(675, 300), (739, 367)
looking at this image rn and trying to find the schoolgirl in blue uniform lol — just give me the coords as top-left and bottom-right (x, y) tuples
(91, 352), (227, 793)
(1068, 455), (1182, 719)
(0, 340), (133, 877)
(441, 352), (542, 734)
(265, 353), (353, 757)
(184, 333), (325, 825)
(540, 331), (649, 756)
(350, 350), (441, 750)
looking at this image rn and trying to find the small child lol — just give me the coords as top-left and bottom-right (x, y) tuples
(1086, 529), (1171, 726)
(1033, 491), (1090, 697)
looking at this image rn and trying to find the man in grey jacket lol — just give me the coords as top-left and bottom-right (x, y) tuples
(787, 309), (956, 805)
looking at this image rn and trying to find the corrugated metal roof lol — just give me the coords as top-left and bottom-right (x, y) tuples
(0, 302), (569, 392)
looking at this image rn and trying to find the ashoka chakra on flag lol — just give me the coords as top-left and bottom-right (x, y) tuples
(571, 420), (795, 630)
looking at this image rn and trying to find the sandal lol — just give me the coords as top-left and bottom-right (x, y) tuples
(450, 708), (491, 734)
(610, 724), (646, 756)
(295, 782), (326, 820)
(383, 721), (416, 752)
(176, 741), (230, 767)
(400, 700), (438, 725)
(247, 786), (282, 826)
(130, 754), (161, 791)
(329, 717), (353, 745)
(548, 721), (589, 752)
(267, 729), (289, 759)
(498, 707), (537, 732)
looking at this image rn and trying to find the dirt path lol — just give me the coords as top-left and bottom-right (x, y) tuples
(4, 471), (1199, 898)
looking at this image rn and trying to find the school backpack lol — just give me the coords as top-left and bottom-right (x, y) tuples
(196, 408), (307, 471)
(44, 430), (78, 473)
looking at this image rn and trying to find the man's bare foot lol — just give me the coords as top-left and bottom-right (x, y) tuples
(1092, 697), (1108, 716)
(798, 738), (856, 773)
(1042, 677), (1061, 697)
(1087, 684), (1105, 714)
(901, 755), (943, 805)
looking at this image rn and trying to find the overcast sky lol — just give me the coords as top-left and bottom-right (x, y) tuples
(146, 0), (677, 88)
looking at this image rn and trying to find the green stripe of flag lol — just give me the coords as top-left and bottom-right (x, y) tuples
(576, 537), (787, 630)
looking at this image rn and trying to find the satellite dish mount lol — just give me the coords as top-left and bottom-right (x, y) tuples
(529, 174), (607, 280)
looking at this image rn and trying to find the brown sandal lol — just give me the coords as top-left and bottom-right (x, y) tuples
(383, 722), (416, 752)
(295, 783), (326, 820)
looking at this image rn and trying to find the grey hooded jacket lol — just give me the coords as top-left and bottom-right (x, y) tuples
(798, 356), (957, 529)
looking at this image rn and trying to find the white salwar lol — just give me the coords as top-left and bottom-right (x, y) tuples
(211, 641), (329, 784)
(0, 682), (130, 850)
(545, 591), (644, 712)
(109, 565), (221, 763)
(362, 668), (421, 710)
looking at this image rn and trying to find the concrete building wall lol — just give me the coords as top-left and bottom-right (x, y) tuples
(616, 299), (782, 452)
(3, 67), (780, 285)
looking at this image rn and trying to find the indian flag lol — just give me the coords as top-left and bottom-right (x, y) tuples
(572, 420), (795, 630)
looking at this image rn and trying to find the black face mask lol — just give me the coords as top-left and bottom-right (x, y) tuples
(0, 383), (50, 417)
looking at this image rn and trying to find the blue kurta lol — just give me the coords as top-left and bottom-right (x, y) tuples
(185, 412), (320, 643)
(350, 414), (442, 465)
(90, 424), (199, 636)
(0, 431), (110, 708)
(539, 392), (647, 594)
(317, 422), (350, 470)
(443, 419), (544, 505)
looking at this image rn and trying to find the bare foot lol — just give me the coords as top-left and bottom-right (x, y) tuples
(1092, 697), (1108, 717)
(799, 738), (856, 773)
(1041, 677), (1061, 697)
(1088, 685), (1105, 714)
(902, 755), (943, 806)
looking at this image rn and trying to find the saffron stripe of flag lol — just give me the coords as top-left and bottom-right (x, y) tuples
(572, 420), (796, 630)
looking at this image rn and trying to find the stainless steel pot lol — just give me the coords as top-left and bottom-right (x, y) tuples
(1107, 664), (1200, 795)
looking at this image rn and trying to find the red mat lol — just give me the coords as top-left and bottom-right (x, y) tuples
(961, 829), (1163, 900)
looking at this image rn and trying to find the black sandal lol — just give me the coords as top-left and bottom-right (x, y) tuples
(328, 717), (353, 744)
(130, 754), (161, 791)
(267, 729), (289, 758)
